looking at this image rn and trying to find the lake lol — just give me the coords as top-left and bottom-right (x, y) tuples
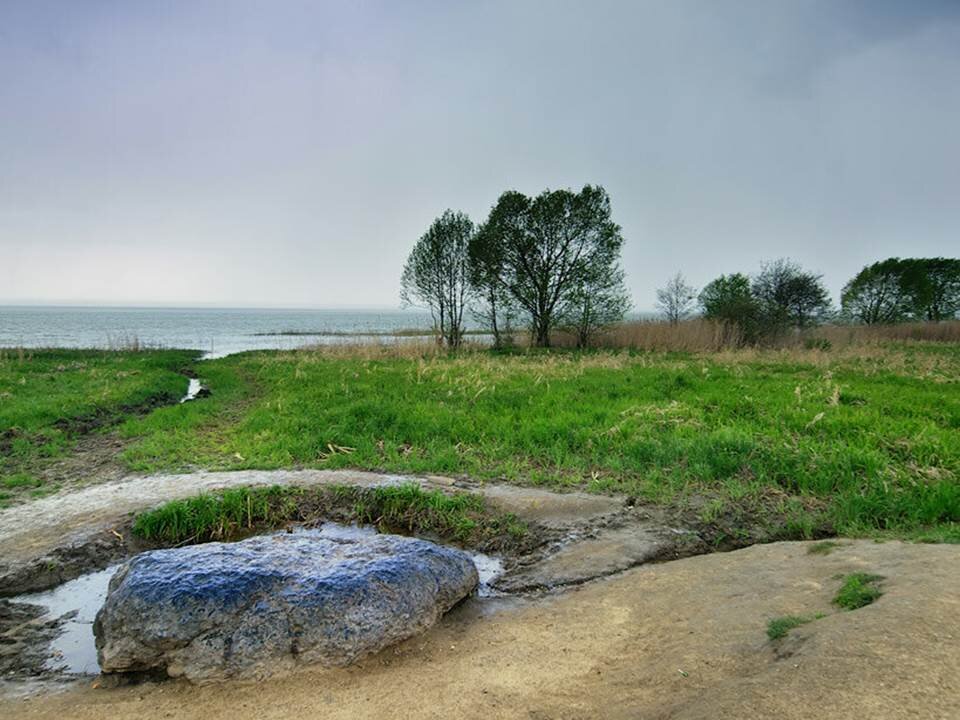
(0, 306), (440, 357)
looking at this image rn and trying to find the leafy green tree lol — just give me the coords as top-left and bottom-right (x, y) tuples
(699, 272), (759, 344)
(400, 210), (475, 348)
(841, 258), (909, 324)
(655, 272), (697, 325)
(560, 258), (631, 348)
(467, 222), (520, 349)
(841, 257), (960, 323)
(482, 185), (627, 347)
(752, 259), (831, 332)
(897, 257), (960, 321)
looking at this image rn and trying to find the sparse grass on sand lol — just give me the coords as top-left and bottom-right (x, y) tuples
(131, 483), (528, 550)
(834, 573), (884, 610)
(807, 540), (843, 555)
(766, 613), (825, 640)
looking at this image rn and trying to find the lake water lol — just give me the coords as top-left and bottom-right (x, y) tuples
(0, 306), (441, 357)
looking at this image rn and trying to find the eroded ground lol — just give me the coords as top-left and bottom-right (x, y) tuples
(1, 471), (957, 719)
(3, 539), (958, 719)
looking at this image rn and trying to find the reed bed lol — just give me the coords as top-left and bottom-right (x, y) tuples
(578, 318), (960, 352)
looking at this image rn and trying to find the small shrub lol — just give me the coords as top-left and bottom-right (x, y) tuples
(833, 573), (884, 610)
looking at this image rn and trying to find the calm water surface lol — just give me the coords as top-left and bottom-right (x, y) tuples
(0, 306), (439, 357)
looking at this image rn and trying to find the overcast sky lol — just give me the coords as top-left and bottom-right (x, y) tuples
(1, 1), (958, 310)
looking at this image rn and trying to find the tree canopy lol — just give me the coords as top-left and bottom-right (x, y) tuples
(656, 272), (697, 325)
(400, 210), (474, 348)
(481, 185), (628, 347)
(842, 257), (960, 323)
(752, 258), (832, 332)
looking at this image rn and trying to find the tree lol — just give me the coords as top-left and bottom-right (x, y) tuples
(560, 257), (631, 348)
(467, 222), (519, 349)
(699, 273), (759, 344)
(897, 257), (960, 321)
(482, 185), (627, 347)
(400, 210), (474, 348)
(752, 259), (831, 333)
(655, 272), (697, 325)
(841, 258), (909, 324)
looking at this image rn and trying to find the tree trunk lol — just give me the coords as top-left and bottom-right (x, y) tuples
(536, 319), (551, 347)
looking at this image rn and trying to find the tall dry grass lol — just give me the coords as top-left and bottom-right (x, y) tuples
(582, 319), (960, 352)
(579, 319), (745, 352)
(285, 318), (959, 359)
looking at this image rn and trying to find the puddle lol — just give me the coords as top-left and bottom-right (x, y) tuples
(17, 565), (120, 676)
(12, 523), (504, 679)
(180, 378), (202, 403)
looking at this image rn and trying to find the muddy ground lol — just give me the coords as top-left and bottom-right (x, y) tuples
(3, 539), (958, 719)
(1, 470), (958, 718)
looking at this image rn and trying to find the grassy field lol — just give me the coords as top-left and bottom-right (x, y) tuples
(2, 343), (958, 542)
(0, 348), (199, 505)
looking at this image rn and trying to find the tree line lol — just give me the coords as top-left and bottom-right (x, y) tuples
(656, 257), (960, 346)
(401, 185), (958, 349)
(401, 185), (630, 348)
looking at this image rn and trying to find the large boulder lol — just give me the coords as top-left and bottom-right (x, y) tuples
(93, 532), (478, 683)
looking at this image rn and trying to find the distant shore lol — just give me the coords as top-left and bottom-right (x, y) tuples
(252, 328), (489, 337)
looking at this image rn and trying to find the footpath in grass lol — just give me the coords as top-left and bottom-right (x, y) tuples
(117, 344), (960, 542)
(0, 348), (200, 505)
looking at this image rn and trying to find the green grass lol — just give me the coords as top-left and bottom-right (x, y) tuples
(833, 573), (884, 610)
(767, 614), (821, 640)
(0, 348), (200, 504)
(118, 344), (960, 540)
(807, 540), (843, 555)
(131, 483), (529, 549)
(6, 343), (960, 542)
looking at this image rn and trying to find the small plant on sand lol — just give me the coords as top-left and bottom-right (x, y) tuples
(767, 615), (811, 640)
(833, 573), (884, 610)
(766, 613), (826, 640)
(807, 540), (842, 555)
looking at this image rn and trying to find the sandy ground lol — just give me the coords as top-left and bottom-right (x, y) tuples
(4, 538), (958, 720)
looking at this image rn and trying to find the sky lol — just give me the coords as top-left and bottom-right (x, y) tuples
(1, 0), (958, 310)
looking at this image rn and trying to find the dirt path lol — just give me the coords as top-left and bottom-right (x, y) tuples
(4, 539), (958, 719)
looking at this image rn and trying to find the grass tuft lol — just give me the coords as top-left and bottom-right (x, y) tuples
(766, 612), (827, 640)
(833, 573), (884, 610)
(131, 483), (529, 550)
(807, 540), (843, 555)
(767, 615), (813, 640)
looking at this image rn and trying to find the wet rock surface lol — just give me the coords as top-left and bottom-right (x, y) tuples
(93, 532), (479, 683)
(496, 525), (696, 592)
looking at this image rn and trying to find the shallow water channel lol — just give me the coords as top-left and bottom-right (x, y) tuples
(14, 523), (503, 677)
(180, 378), (202, 403)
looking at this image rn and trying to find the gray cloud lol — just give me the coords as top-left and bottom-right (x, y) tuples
(2, 0), (958, 309)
